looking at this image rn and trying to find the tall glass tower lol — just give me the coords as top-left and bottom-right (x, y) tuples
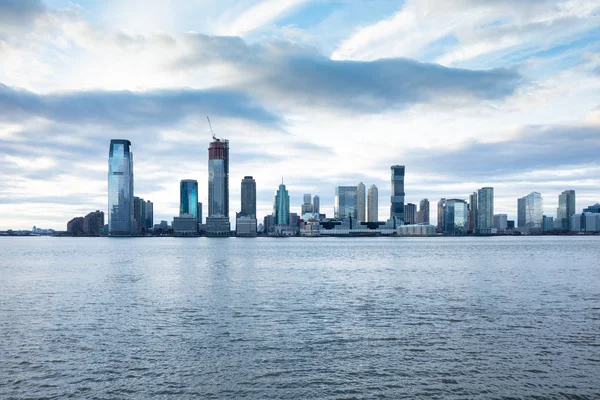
(557, 190), (576, 230)
(240, 176), (256, 217)
(390, 165), (405, 224)
(180, 180), (199, 218)
(334, 186), (358, 220)
(273, 182), (290, 225)
(312, 195), (320, 214)
(208, 138), (229, 217)
(108, 139), (134, 235)
(357, 182), (366, 222)
(477, 187), (494, 229)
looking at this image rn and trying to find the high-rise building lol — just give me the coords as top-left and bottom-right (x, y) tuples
(543, 215), (554, 232)
(145, 200), (153, 230)
(404, 203), (417, 225)
(390, 165), (405, 224)
(417, 198), (430, 224)
(180, 180), (199, 218)
(84, 210), (104, 235)
(240, 176), (256, 217)
(520, 192), (543, 230)
(357, 182), (366, 222)
(274, 181), (290, 225)
(493, 214), (508, 231)
(197, 202), (202, 225)
(134, 196), (145, 234)
(67, 217), (84, 235)
(208, 136), (229, 217)
(108, 139), (134, 235)
(335, 186), (358, 220)
(301, 194), (313, 215)
(444, 199), (468, 235)
(312, 195), (320, 214)
(476, 187), (494, 230)
(367, 185), (378, 222)
(517, 196), (527, 228)
(468, 192), (477, 233)
(437, 198), (446, 232)
(557, 190), (576, 231)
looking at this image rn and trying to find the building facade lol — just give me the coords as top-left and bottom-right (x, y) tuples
(493, 214), (508, 231)
(357, 182), (366, 222)
(476, 187), (494, 230)
(301, 194), (313, 215)
(108, 139), (134, 235)
(444, 199), (468, 235)
(241, 176), (256, 217)
(84, 211), (104, 235)
(274, 182), (290, 225)
(367, 185), (378, 222)
(180, 180), (199, 218)
(390, 165), (405, 224)
(404, 203), (417, 225)
(520, 192), (543, 230)
(517, 196), (527, 228)
(417, 198), (430, 224)
(468, 192), (477, 233)
(312, 195), (320, 214)
(335, 186), (358, 220)
(557, 190), (576, 231)
(437, 198), (446, 233)
(208, 137), (229, 217)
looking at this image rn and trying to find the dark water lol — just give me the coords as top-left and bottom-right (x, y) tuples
(1, 236), (599, 399)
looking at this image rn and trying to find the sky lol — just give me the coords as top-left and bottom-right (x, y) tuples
(1, 0), (600, 230)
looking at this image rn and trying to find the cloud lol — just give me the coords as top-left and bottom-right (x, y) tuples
(176, 34), (523, 112)
(0, 0), (45, 31)
(219, 0), (308, 36)
(0, 82), (281, 128)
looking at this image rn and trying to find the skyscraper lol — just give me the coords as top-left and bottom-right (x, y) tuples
(145, 200), (153, 230)
(108, 139), (134, 235)
(367, 185), (378, 222)
(240, 176), (256, 217)
(390, 165), (405, 224)
(134, 196), (144, 234)
(444, 199), (468, 235)
(557, 190), (576, 231)
(521, 192), (543, 230)
(517, 196), (527, 228)
(477, 187), (494, 230)
(404, 203), (417, 225)
(274, 181), (290, 225)
(335, 186), (358, 220)
(357, 182), (366, 222)
(312, 195), (320, 214)
(437, 198), (446, 232)
(180, 180), (199, 218)
(468, 192), (478, 233)
(301, 194), (313, 215)
(417, 198), (430, 224)
(208, 136), (229, 217)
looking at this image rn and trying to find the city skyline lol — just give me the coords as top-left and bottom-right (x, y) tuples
(1, 1), (600, 230)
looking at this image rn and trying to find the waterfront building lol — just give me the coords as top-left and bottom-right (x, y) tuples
(84, 211), (104, 235)
(493, 214), (508, 231)
(583, 203), (600, 213)
(444, 199), (468, 235)
(208, 136), (229, 218)
(507, 220), (515, 230)
(557, 190), (576, 231)
(468, 192), (477, 233)
(145, 200), (153, 231)
(437, 198), (446, 233)
(67, 217), (84, 235)
(519, 192), (543, 231)
(335, 186), (358, 220)
(390, 165), (405, 224)
(274, 181), (290, 226)
(289, 212), (300, 227)
(357, 182), (366, 222)
(236, 216), (257, 237)
(397, 224), (436, 236)
(404, 203), (417, 225)
(263, 214), (275, 235)
(241, 176), (256, 217)
(312, 195), (320, 214)
(367, 185), (378, 222)
(196, 202), (202, 225)
(517, 197), (527, 228)
(301, 194), (313, 215)
(571, 213), (600, 232)
(173, 214), (198, 236)
(543, 215), (554, 232)
(108, 139), (134, 235)
(205, 215), (231, 236)
(180, 180), (199, 219)
(417, 198), (430, 224)
(476, 187), (494, 231)
(133, 196), (145, 234)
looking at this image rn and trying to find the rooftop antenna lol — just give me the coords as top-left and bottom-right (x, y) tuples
(207, 116), (217, 141)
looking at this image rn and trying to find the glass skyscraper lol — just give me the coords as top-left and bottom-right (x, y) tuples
(335, 186), (358, 220)
(357, 182), (366, 222)
(557, 190), (575, 231)
(524, 192), (543, 230)
(390, 165), (405, 224)
(240, 176), (257, 217)
(108, 139), (134, 235)
(477, 187), (494, 230)
(208, 138), (229, 217)
(180, 179), (199, 218)
(274, 182), (290, 225)
(313, 195), (320, 214)
(367, 185), (378, 222)
(444, 199), (468, 235)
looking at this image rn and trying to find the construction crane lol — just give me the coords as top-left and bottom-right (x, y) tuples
(207, 116), (217, 141)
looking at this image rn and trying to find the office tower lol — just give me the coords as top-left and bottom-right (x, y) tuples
(520, 192), (543, 230)
(197, 202), (202, 224)
(367, 185), (378, 222)
(404, 203), (417, 225)
(133, 196), (144, 234)
(477, 187), (494, 230)
(208, 136), (229, 217)
(335, 186), (358, 219)
(417, 198), (430, 224)
(180, 180), (199, 218)
(517, 196), (527, 228)
(390, 165), (405, 224)
(437, 198), (446, 232)
(312, 195), (320, 214)
(274, 181), (290, 225)
(468, 192), (477, 232)
(357, 182), (366, 222)
(444, 199), (468, 235)
(301, 194), (313, 215)
(493, 214), (508, 230)
(557, 190), (576, 231)
(145, 200), (153, 230)
(239, 176), (256, 217)
(108, 139), (134, 235)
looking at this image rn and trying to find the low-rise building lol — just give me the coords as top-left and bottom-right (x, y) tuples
(236, 216), (257, 237)
(173, 214), (198, 236)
